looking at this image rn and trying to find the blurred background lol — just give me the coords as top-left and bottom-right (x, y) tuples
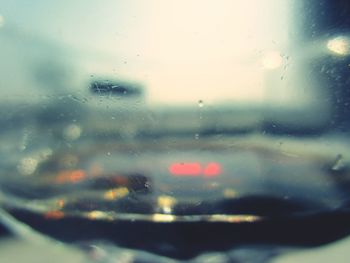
(1, 0), (350, 134)
(2, 0), (350, 262)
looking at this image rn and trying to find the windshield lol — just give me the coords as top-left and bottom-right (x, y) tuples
(1, 1), (350, 262)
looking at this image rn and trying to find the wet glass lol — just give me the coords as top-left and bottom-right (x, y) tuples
(1, 0), (350, 261)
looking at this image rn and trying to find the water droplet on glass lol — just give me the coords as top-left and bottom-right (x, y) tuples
(17, 157), (38, 176)
(198, 100), (204, 107)
(194, 133), (199, 140)
(107, 152), (111, 156)
(331, 154), (346, 171)
(63, 124), (82, 141)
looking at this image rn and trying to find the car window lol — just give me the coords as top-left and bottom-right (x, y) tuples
(1, 1), (350, 262)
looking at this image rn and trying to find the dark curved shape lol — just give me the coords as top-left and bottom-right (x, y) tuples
(7, 209), (350, 260)
(90, 80), (143, 97)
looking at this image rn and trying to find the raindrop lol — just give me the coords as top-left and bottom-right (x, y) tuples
(194, 133), (200, 140)
(63, 124), (82, 141)
(198, 100), (204, 107)
(19, 127), (33, 152)
(17, 157), (38, 176)
(107, 152), (111, 156)
(331, 154), (346, 171)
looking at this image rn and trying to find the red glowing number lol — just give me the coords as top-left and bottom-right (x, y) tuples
(203, 162), (222, 177)
(169, 162), (221, 177)
(169, 162), (201, 176)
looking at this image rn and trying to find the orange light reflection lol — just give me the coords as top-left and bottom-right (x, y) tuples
(44, 210), (64, 220)
(55, 169), (86, 184)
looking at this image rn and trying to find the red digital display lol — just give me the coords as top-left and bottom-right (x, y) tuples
(169, 162), (201, 176)
(169, 162), (221, 177)
(203, 162), (222, 177)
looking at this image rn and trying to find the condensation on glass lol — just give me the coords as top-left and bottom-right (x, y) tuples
(1, 0), (350, 261)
